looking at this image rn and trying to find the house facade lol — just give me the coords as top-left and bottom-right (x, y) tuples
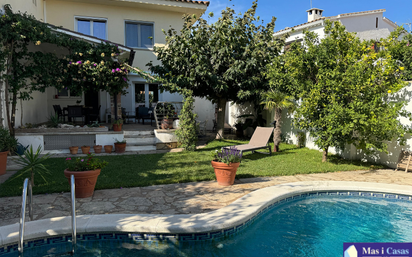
(0, 0), (211, 128)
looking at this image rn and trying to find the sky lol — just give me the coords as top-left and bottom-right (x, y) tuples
(204, 0), (412, 32)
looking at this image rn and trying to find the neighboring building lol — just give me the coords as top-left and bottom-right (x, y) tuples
(0, 0), (211, 128)
(269, 8), (412, 169)
(274, 8), (398, 44)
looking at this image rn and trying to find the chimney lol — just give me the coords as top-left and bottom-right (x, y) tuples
(307, 8), (323, 22)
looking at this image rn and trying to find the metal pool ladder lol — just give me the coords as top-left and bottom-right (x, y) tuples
(18, 175), (77, 255)
(70, 174), (77, 253)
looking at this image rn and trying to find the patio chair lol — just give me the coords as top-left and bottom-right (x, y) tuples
(67, 105), (85, 125)
(53, 105), (68, 122)
(137, 106), (151, 125)
(222, 126), (274, 155)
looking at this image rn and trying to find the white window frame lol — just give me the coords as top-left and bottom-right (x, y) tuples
(124, 20), (154, 50)
(74, 16), (108, 40)
(55, 88), (83, 99)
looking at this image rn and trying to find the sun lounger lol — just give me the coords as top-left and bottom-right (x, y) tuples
(222, 126), (274, 155)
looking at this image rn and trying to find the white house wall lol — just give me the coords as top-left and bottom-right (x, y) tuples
(15, 90), (49, 127)
(121, 82), (134, 113)
(286, 26), (325, 44)
(339, 13), (387, 34)
(193, 97), (215, 130)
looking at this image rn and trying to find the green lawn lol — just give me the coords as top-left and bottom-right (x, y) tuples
(0, 140), (384, 197)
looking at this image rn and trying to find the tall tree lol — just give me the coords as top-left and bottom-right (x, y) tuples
(260, 90), (295, 152)
(286, 20), (410, 162)
(148, 1), (285, 139)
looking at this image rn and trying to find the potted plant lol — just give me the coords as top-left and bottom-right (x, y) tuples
(93, 145), (102, 153)
(81, 145), (90, 154)
(111, 118), (123, 131)
(211, 146), (243, 186)
(104, 145), (113, 153)
(160, 103), (175, 129)
(114, 139), (127, 153)
(69, 146), (79, 155)
(64, 152), (108, 198)
(0, 127), (18, 175)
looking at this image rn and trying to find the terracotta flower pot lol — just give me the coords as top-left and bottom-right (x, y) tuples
(81, 146), (91, 154)
(64, 169), (101, 198)
(104, 145), (113, 153)
(211, 161), (240, 186)
(113, 124), (122, 131)
(0, 151), (9, 176)
(161, 118), (173, 129)
(69, 146), (79, 155)
(93, 145), (102, 154)
(114, 142), (126, 153)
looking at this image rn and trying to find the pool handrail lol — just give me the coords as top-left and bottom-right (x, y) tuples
(18, 178), (33, 254)
(71, 174), (77, 253)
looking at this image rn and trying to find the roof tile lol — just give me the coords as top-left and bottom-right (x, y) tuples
(166, 0), (210, 6)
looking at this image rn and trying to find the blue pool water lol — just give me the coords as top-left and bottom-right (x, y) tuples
(3, 193), (412, 256)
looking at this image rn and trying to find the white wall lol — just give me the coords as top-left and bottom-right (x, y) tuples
(160, 91), (183, 102)
(121, 80), (134, 113)
(193, 97), (215, 130)
(285, 25), (325, 44)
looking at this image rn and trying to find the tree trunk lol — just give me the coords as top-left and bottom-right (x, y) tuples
(10, 91), (17, 137)
(273, 107), (282, 152)
(322, 147), (329, 162)
(215, 98), (227, 140)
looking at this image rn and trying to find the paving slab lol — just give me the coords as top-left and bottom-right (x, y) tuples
(1, 167), (412, 227)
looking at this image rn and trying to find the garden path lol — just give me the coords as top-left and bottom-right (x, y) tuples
(0, 168), (410, 227)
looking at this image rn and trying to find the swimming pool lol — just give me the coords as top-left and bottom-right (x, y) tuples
(2, 190), (412, 256)
(1, 182), (412, 256)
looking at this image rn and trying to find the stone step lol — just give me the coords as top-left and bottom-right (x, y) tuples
(123, 131), (154, 136)
(125, 137), (156, 145)
(126, 145), (156, 152)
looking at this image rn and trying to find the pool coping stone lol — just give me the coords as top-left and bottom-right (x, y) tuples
(1, 181), (411, 246)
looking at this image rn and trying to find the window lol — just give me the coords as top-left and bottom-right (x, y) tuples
(125, 21), (154, 49)
(76, 18), (107, 40)
(56, 88), (82, 98)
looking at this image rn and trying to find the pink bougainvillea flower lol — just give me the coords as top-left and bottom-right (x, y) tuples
(93, 63), (97, 66)
(77, 61), (82, 64)
(123, 77), (127, 82)
(81, 159), (84, 162)
(116, 68), (120, 71)
(66, 158), (71, 160)
(112, 69), (115, 73)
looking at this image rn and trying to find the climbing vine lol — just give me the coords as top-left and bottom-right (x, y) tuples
(0, 5), (152, 136)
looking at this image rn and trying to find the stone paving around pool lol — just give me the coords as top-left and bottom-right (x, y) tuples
(0, 167), (411, 227)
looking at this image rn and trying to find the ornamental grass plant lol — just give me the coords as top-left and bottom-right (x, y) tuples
(65, 152), (108, 171)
